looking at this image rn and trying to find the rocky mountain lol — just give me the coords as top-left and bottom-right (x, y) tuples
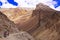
(0, 3), (60, 40)
(0, 11), (35, 40)
(0, 8), (33, 23)
(32, 3), (60, 40)
(0, 11), (19, 38)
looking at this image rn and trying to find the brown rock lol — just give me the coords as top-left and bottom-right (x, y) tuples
(0, 11), (19, 38)
(5, 31), (35, 40)
(32, 3), (60, 40)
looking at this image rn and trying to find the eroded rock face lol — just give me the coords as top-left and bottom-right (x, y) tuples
(32, 3), (60, 40)
(0, 11), (35, 40)
(32, 3), (60, 31)
(0, 12), (19, 38)
(0, 8), (33, 23)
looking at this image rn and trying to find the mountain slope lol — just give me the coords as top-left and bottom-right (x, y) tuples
(0, 12), (19, 38)
(32, 3), (60, 40)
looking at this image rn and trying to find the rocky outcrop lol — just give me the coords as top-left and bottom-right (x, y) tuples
(0, 8), (33, 23)
(32, 3), (60, 40)
(0, 12), (19, 38)
(0, 11), (35, 40)
(32, 3), (60, 32)
(4, 31), (35, 40)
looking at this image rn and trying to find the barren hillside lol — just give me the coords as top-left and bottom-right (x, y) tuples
(31, 3), (60, 40)
(0, 8), (33, 23)
(0, 12), (19, 38)
(0, 3), (60, 40)
(0, 11), (35, 40)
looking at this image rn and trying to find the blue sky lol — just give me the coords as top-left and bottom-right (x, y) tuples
(0, 0), (60, 11)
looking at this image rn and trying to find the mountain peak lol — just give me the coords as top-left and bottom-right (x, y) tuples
(35, 3), (57, 11)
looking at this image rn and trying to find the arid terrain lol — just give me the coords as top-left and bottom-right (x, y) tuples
(0, 3), (60, 40)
